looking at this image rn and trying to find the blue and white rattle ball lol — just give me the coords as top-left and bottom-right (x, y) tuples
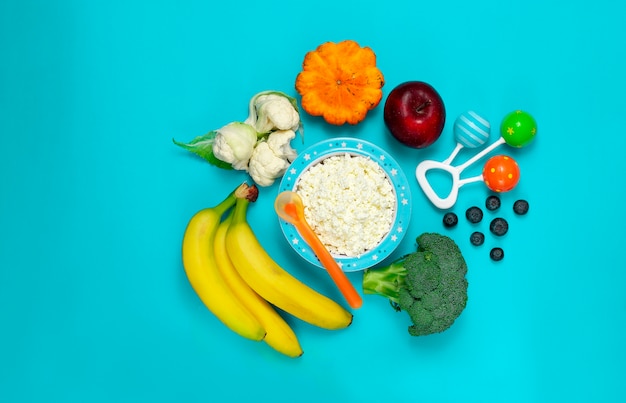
(453, 111), (491, 148)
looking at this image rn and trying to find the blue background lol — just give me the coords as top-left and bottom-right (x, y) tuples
(1, 1), (625, 402)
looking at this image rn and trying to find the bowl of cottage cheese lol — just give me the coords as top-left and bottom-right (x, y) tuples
(277, 137), (411, 272)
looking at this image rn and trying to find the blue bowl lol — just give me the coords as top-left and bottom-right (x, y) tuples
(278, 137), (412, 272)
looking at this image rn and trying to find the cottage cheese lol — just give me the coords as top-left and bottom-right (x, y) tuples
(295, 153), (396, 257)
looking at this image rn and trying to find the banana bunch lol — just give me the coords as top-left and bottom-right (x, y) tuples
(181, 182), (353, 358)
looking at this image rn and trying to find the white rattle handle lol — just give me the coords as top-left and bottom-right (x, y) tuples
(415, 160), (461, 210)
(441, 143), (464, 165)
(455, 137), (505, 172)
(458, 174), (485, 187)
(416, 137), (506, 210)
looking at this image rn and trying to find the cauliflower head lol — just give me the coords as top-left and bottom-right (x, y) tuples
(247, 129), (297, 187)
(249, 93), (301, 134)
(212, 122), (258, 170)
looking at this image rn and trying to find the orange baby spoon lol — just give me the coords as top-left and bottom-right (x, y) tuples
(274, 191), (363, 309)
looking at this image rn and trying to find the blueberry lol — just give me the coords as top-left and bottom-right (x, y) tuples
(513, 199), (530, 215)
(470, 231), (485, 246)
(485, 195), (501, 211)
(490, 247), (505, 261)
(443, 212), (458, 228)
(489, 217), (509, 236)
(465, 206), (483, 224)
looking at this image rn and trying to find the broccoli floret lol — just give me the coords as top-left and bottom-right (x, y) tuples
(362, 233), (468, 336)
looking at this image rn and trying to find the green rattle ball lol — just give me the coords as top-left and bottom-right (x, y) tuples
(500, 110), (537, 148)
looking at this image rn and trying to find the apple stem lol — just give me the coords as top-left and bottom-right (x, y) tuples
(415, 101), (431, 113)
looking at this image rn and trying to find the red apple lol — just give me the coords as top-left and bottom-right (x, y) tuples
(383, 81), (446, 149)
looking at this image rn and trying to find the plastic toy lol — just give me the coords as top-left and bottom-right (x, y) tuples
(416, 110), (536, 209)
(482, 155), (520, 192)
(274, 191), (362, 309)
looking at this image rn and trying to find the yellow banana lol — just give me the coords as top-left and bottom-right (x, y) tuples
(181, 183), (265, 342)
(225, 197), (353, 330)
(215, 213), (303, 358)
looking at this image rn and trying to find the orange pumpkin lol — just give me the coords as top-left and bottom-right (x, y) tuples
(295, 40), (385, 126)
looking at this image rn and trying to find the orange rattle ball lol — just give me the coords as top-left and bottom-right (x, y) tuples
(482, 155), (520, 192)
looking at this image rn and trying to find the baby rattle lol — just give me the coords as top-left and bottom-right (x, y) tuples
(416, 110), (537, 209)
